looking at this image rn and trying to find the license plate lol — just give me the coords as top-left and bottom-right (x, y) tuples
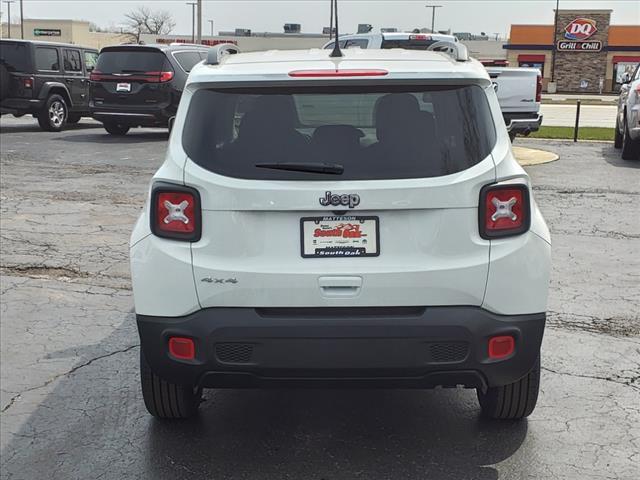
(116, 83), (131, 92)
(300, 216), (380, 258)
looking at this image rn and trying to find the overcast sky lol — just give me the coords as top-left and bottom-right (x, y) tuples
(4, 0), (640, 38)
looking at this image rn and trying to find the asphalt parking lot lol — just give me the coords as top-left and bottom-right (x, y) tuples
(1, 117), (639, 480)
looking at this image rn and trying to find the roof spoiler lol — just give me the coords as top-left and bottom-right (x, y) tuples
(205, 44), (241, 65)
(427, 41), (469, 62)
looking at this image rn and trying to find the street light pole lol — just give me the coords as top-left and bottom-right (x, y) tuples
(208, 19), (214, 37)
(196, 0), (202, 43)
(425, 4), (442, 34)
(3, 0), (14, 38)
(186, 2), (196, 43)
(19, 0), (22, 39)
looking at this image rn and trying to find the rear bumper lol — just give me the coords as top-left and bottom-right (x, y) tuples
(0, 98), (44, 114)
(505, 113), (543, 134)
(90, 105), (174, 127)
(137, 306), (545, 390)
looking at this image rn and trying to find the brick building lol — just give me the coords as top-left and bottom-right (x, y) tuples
(504, 9), (639, 93)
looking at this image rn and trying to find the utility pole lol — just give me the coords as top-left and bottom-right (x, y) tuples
(19, 0), (22, 38)
(196, 0), (202, 43)
(208, 19), (214, 37)
(551, 0), (560, 82)
(329, 0), (333, 39)
(425, 4), (442, 34)
(3, 0), (14, 38)
(186, 2), (196, 43)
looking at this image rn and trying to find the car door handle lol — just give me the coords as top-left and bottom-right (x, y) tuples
(65, 78), (74, 84)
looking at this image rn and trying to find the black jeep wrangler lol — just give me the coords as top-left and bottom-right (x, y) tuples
(0, 39), (98, 131)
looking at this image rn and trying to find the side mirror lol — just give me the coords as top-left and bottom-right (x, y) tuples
(621, 73), (631, 84)
(492, 82), (499, 92)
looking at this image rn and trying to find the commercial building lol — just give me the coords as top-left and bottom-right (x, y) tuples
(1, 18), (129, 50)
(504, 10), (639, 93)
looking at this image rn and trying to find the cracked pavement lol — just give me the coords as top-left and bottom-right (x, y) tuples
(1, 117), (639, 479)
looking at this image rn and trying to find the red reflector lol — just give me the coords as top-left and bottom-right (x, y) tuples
(156, 192), (196, 234)
(480, 184), (530, 239)
(288, 69), (388, 78)
(488, 336), (515, 359)
(169, 337), (195, 360)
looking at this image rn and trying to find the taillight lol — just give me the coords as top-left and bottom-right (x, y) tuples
(479, 184), (530, 239)
(409, 34), (431, 41)
(146, 71), (175, 83)
(22, 77), (34, 89)
(150, 183), (201, 241)
(536, 74), (542, 103)
(89, 70), (105, 81)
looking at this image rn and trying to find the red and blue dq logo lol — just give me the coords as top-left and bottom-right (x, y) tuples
(564, 18), (598, 41)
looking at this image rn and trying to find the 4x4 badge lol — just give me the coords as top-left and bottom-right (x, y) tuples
(319, 191), (360, 209)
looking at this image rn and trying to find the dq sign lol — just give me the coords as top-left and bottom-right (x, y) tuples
(564, 18), (598, 41)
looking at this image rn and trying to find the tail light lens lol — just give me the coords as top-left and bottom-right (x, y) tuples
(409, 34), (431, 41)
(146, 71), (175, 83)
(536, 75), (542, 103)
(89, 70), (105, 81)
(22, 77), (34, 89)
(150, 183), (201, 242)
(479, 184), (530, 239)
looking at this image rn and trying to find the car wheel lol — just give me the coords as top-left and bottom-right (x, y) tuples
(67, 113), (82, 124)
(140, 350), (201, 419)
(621, 116), (640, 160)
(477, 355), (540, 420)
(614, 117), (623, 149)
(37, 94), (68, 132)
(103, 122), (130, 136)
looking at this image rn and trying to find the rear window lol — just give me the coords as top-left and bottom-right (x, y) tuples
(0, 42), (29, 72)
(382, 39), (437, 50)
(96, 49), (166, 73)
(183, 84), (496, 181)
(173, 51), (203, 72)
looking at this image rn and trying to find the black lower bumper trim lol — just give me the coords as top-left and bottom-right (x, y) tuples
(137, 306), (545, 390)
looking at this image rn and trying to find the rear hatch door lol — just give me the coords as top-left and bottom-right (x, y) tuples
(90, 47), (173, 109)
(486, 67), (539, 113)
(182, 80), (497, 308)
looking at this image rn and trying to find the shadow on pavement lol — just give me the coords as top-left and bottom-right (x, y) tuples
(1, 316), (527, 480)
(58, 130), (169, 144)
(0, 121), (102, 134)
(601, 144), (640, 168)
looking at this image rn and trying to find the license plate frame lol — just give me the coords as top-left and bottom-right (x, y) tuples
(116, 82), (132, 93)
(300, 215), (380, 258)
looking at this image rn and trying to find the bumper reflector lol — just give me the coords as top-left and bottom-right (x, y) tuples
(488, 335), (515, 359)
(169, 337), (195, 360)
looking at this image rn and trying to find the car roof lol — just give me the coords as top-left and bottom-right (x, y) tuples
(100, 43), (209, 53)
(337, 32), (457, 40)
(0, 38), (97, 51)
(188, 48), (489, 84)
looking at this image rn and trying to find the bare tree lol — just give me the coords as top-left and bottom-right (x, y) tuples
(123, 6), (176, 43)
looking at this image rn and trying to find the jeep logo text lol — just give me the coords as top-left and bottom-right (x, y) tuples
(319, 191), (360, 209)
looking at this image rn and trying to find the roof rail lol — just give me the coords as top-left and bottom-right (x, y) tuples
(427, 41), (469, 62)
(205, 44), (241, 65)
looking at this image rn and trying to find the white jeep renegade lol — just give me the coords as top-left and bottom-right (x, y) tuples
(130, 43), (551, 420)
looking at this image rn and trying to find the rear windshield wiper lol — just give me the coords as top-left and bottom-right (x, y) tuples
(255, 162), (344, 175)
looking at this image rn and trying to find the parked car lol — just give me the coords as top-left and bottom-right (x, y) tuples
(614, 64), (640, 160)
(323, 33), (543, 140)
(89, 43), (210, 135)
(131, 44), (551, 421)
(0, 39), (98, 131)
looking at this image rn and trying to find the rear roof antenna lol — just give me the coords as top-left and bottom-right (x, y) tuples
(329, 0), (343, 58)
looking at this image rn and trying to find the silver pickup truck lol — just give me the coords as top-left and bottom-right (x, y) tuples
(323, 33), (543, 140)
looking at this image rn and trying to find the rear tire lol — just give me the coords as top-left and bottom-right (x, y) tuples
(477, 356), (540, 420)
(140, 350), (201, 419)
(37, 94), (68, 132)
(104, 122), (130, 136)
(614, 117), (623, 149)
(621, 116), (640, 160)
